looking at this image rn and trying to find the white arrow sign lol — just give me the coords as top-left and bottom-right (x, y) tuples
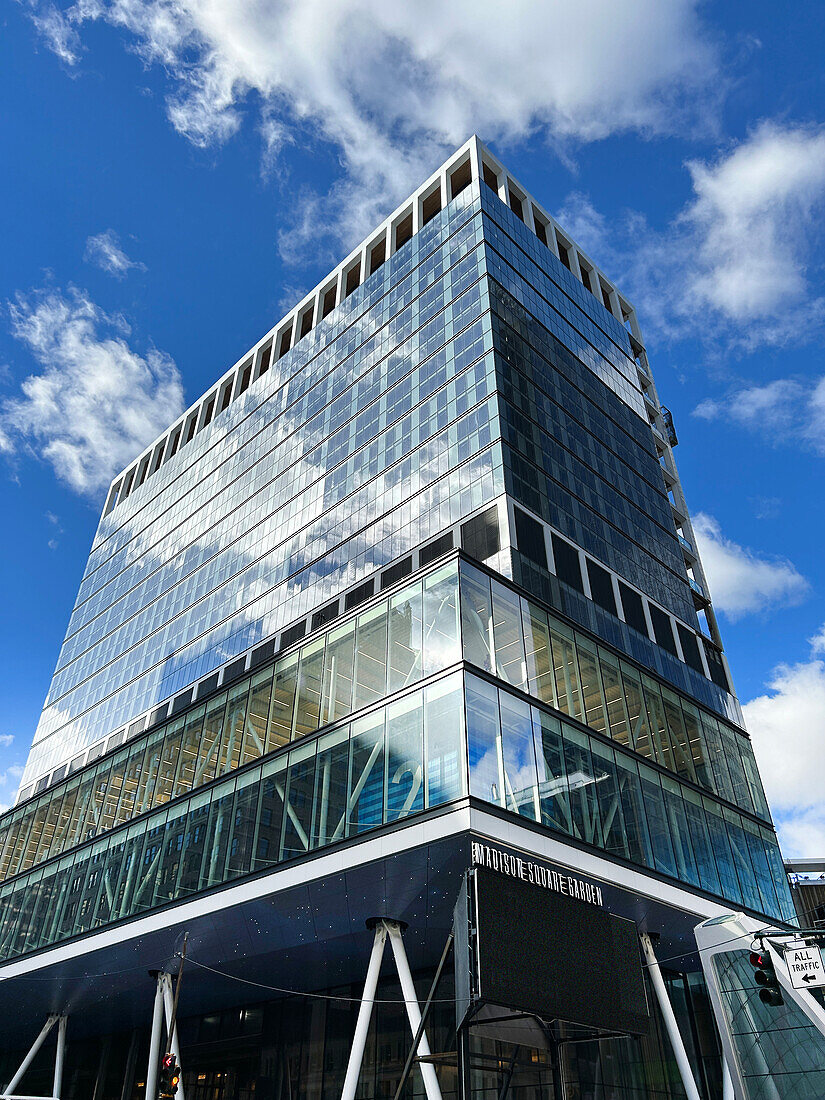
(785, 944), (825, 989)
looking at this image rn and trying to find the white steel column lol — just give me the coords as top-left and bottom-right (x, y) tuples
(722, 1058), (734, 1100)
(161, 972), (186, 1100)
(145, 974), (166, 1100)
(3, 1014), (58, 1096)
(53, 1015), (67, 1100)
(640, 934), (702, 1100)
(386, 921), (443, 1100)
(341, 922), (388, 1100)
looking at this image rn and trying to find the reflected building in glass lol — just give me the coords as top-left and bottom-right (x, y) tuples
(0, 138), (794, 1099)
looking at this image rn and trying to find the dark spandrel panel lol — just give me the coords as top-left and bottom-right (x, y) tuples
(311, 601), (339, 632)
(648, 605), (678, 658)
(619, 583), (648, 638)
(704, 640), (731, 694)
(250, 640), (276, 670)
(551, 534), (584, 593)
(461, 506), (500, 563)
(586, 559), (617, 616)
(380, 556), (413, 590)
(197, 672), (220, 696)
(419, 533), (454, 568)
(677, 625), (705, 675)
(280, 621), (307, 650)
(513, 507), (546, 569)
(171, 689), (193, 715)
(344, 578), (374, 612)
(149, 703), (169, 726)
(224, 656), (248, 682)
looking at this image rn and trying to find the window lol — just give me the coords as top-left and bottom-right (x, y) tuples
(509, 190), (524, 221)
(237, 361), (252, 395)
(345, 263), (361, 297)
(422, 189), (441, 224)
(278, 325), (292, 358)
(369, 239), (386, 274)
(321, 286), (336, 319)
(482, 162), (498, 192)
(258, 343), (272, 377)
(395, 213), (413, 249)
(450, 161), (472, 198)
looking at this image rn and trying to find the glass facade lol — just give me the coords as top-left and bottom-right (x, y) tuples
(0, 557), (794, 963)
(24, 176), (730, 791)
(0, 141), (795, 1100)
(26, 187), (501, 782)
(712, 950), (825, 1096)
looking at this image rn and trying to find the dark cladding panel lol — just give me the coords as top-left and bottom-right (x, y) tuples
(461, 507), (501, 563)
(513, 507), (547, 569)
(472, 867), (648, 1036)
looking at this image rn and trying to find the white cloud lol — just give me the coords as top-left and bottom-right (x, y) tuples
(683, 123), (825, 323)
(2, 286), (184, 498)
(743, 645), (825, 857)
(26, 0), (720, 252)
(25, 1), (82, 64)
(84, 230), (145, 278)
(692, 513), (809, 619)
(0, 765), (24, 788)
(692, 375), (825, 454)
(557, 122), (825, 348)
(0, 735), (13, 748)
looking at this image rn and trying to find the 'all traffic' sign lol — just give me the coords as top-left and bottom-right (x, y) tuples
(785, 944), (825, 990)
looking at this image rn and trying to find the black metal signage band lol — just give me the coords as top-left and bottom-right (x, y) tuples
(471, 841), (605, 907)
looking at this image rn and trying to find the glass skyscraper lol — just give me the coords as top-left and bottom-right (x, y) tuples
(0, 138), (795, 1100)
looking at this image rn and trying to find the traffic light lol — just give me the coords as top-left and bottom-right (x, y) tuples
(158, 1053), (180, 1098)
(749, 948), (784, 1007)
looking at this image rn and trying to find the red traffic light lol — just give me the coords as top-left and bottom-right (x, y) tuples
(748, 947), (784, 1008)
(158, 1053), (179, 1098)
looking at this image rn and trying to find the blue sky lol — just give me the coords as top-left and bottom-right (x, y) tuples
(1, 1), (825, 854)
